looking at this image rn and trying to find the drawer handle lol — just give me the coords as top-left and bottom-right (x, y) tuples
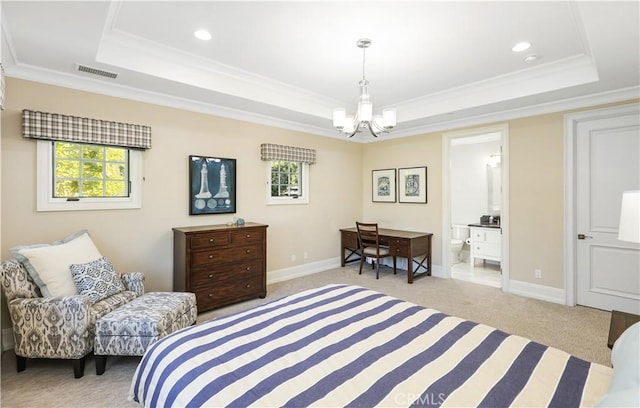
(208, 274), (213, 278)
(246, 234), (251, 238)
(246, 267), (251, 271)
(208, 294), (213, 298)
(245, 284), (251, 288)
(208, 255), (213, 259)
(246, 249), (251, 253)
(209, 238), (214, 243)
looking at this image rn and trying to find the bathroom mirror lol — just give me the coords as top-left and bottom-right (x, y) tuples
(487, 159), (501, 215)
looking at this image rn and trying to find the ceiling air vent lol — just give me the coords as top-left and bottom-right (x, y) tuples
(76, 64), (118, 79)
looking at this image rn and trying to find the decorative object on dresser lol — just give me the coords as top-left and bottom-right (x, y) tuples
(189, 155), (236, 215)
(173, 223), (268, 312)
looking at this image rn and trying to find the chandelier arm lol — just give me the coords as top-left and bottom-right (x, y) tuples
(347, 121), (362, 138)
(370, 118), (390, 134)
(368, 123), (380, 138)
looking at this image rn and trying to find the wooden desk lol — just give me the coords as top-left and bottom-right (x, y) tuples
(340, 227), (433, 284)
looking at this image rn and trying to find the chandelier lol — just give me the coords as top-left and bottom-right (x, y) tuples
(332, 38), (396, 138)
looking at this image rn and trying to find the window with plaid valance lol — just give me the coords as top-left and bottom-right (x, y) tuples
(260, 143), (316, 164)
(22, 109), (152, 149)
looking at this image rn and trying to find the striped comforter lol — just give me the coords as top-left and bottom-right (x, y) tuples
(130, 284), (612, 407)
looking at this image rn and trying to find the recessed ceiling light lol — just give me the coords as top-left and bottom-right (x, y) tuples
(194, 29), (212, 41)
(512, 42), (531, 52)
(524, 54), (538, 63)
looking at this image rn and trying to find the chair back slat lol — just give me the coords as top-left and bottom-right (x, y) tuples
(356, 222), (380, 251)
(355, 221), (395, 279)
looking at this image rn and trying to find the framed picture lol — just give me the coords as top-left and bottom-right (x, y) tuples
(398, 166), (427, 203)
(189, 155), (236, 215)
(372, 168), (396, 203)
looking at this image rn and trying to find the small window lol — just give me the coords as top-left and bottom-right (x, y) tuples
(266, 160), (309, 204)
(53, 142), (129, 198)
(37, 141), (142, 211)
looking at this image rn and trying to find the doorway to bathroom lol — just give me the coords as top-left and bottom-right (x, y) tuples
(442, 124), (509, 290)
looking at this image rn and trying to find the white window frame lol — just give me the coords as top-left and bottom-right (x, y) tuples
(36, 140), (143, 211)
(265, 160), (309, 205)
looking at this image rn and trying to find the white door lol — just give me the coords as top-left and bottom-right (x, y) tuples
(575, 106), (640, 313)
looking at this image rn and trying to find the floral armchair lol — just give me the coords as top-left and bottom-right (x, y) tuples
(0, 259), (145, 378)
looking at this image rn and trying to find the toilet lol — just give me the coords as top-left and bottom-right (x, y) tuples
(450, 225), (470, 264)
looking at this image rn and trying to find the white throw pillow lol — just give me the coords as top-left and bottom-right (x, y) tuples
(10, 230), (103, 297)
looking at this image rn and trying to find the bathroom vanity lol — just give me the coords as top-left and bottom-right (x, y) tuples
(468, 224), (501, 267)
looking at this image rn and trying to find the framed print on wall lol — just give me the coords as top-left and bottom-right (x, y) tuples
(189, 155), (236, 215)
(398, 166), (427, 203)
(372, 168), (396, 203)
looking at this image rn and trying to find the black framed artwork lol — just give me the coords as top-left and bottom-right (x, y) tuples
(189, 155), (236, 215)
(398, 166), (427, 203)
(372, 168), (396, 203)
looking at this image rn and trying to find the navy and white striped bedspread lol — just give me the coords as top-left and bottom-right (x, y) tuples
(129, 284), (611, 407)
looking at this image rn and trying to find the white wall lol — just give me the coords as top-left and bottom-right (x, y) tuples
(450, 140), (501, 225)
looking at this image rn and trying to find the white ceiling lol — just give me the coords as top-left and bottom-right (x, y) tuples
(2, 1), (639, 142)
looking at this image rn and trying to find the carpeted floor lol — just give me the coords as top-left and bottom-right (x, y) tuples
(1, 265), (612, 407)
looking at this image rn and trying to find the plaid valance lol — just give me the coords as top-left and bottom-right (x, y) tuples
(22, 109), (151, 149)
(260, 143), (316, 164)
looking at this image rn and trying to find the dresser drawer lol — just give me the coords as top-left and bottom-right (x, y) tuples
(190, 232), (230, 249)
(230, 229), (265, 245)
(191, 243), (263, 266)
(191, 261), (263, 287)
(195, 274), (264, 310)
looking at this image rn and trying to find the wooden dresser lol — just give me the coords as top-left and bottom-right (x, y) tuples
(173, 223), (268, 313)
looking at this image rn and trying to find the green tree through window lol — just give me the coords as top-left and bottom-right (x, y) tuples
(53, 142), (129, 198)
(270, 160), (302, 197)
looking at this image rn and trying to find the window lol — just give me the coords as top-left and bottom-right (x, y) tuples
(37, 140), (142, 211)
(266, 160), (309, 204)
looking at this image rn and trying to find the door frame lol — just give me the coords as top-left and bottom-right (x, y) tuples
(563, 103), (640, 306)
(442, 123), (510, 290)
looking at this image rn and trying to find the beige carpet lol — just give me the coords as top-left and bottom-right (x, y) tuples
(1, 265), (612, 408)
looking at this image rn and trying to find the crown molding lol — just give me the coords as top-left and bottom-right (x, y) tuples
(394, 55), (599, 122)
(5, 63), (638, 144)
(386, 86), (640, 141)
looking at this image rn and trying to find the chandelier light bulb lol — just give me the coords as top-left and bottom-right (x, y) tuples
(332, 108), (346, 128)
(383, 109), (397, 127)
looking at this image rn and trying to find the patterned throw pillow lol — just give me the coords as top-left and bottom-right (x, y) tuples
(70, 256), (125, 304)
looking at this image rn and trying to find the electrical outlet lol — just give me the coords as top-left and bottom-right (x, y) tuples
(534, 269), (542, 279)
(303, 251), (308, 259)
(291, 254), (296, 262)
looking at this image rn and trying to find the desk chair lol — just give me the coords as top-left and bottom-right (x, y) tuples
(356, 222), (396, 279)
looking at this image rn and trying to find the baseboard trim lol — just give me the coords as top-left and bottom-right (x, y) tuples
(267, 257), (342, 284)
(268, 257), (445, 285)
(508, 279), (566, 305)
(2, 328), (14, 351)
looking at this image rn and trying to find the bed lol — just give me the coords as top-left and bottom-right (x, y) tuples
(129, 284), (613, 407)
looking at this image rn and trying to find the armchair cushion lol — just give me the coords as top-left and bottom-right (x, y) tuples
(9, 230), (103, 297)
(70, 256), (125, 304)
